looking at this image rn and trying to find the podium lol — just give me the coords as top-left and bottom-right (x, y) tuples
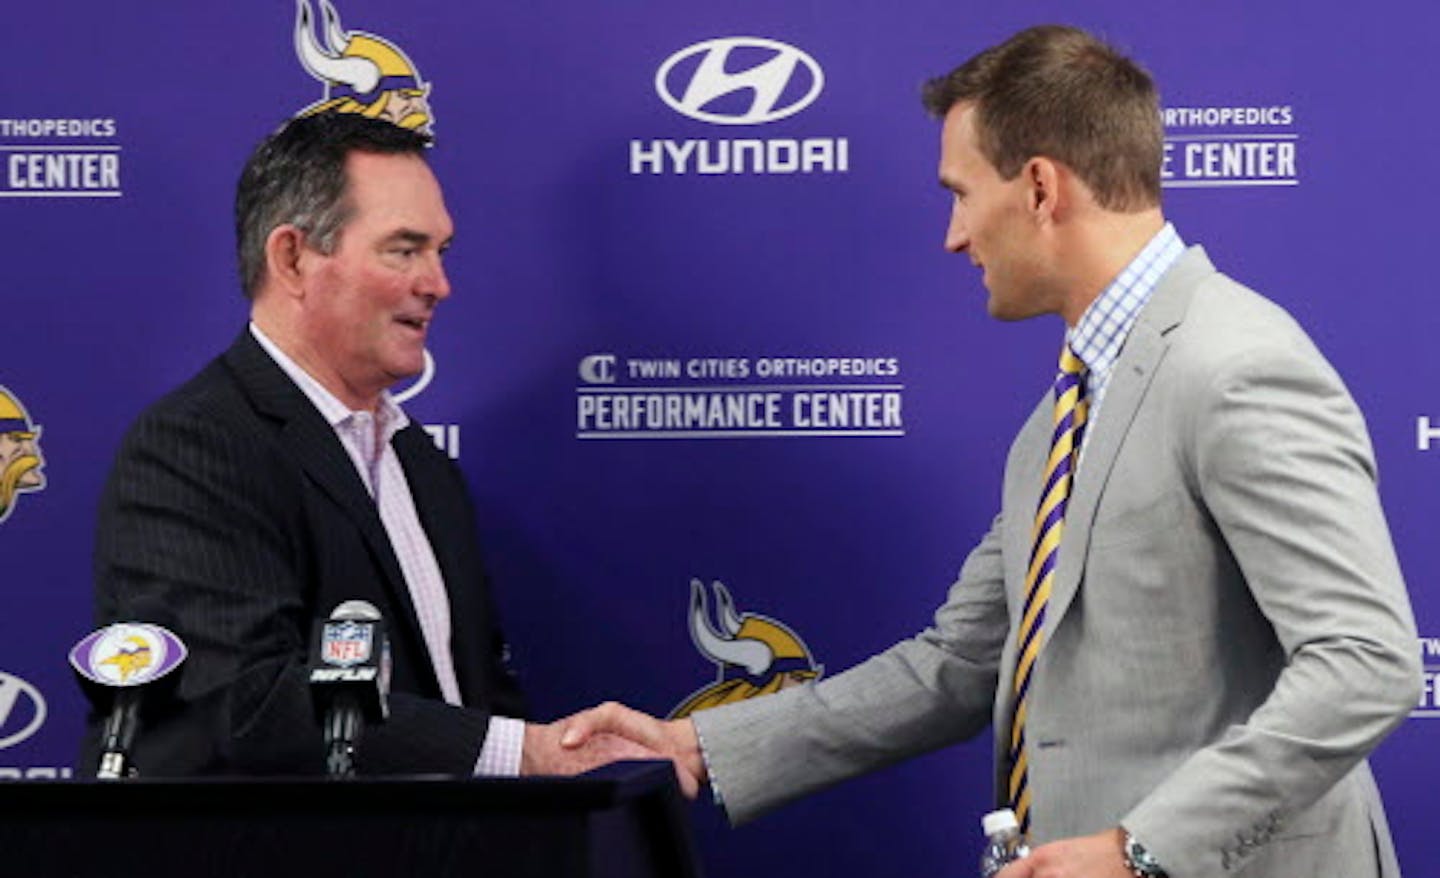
(0, 761), (701, 877)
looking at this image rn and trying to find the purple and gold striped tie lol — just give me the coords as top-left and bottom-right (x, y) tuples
(1009, 343), (1088, 834)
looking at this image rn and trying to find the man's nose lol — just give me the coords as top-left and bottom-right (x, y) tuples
(944, 202), (969, 253)
(420, 255), (451, 300)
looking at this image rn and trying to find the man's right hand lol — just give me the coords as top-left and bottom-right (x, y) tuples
(521, 721), (671, 781)
(557, 702), (706, 798)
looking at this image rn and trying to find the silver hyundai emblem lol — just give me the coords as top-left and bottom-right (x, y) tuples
(0, 672), (46, 750)
(656, 37), (825, 125)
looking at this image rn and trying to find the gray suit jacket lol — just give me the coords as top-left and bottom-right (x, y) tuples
(693, 248), (1420, 877)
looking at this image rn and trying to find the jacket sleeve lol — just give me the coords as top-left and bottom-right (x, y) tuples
(1121, 338), (1420, 877)
(693, 514), (1009, 824)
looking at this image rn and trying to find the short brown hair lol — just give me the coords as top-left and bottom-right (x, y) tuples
(922, 25), (1161, 211)
(234, 113), (432, 299)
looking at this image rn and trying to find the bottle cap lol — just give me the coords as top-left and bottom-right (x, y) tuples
(981, 808), (1019, 837)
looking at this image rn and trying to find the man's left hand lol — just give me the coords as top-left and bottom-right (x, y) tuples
(994, 828), (1130, 878)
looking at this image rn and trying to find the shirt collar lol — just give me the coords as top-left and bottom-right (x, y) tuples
(248, 322), (409, 438)
(1067, 222), (1185, 385)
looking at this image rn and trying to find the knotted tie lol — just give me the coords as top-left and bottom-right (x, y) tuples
(1009, 343), (1088, 834)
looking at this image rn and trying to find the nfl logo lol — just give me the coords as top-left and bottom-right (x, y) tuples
(322, 621), (373, 667)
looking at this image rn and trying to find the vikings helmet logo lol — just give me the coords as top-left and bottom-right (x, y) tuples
(293, 0), (435, 133)
(0, 386), (45, 525)
(669, 579), (823, 719)
(98, 636), (154, 683)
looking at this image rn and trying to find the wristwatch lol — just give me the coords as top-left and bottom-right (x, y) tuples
(1122, 831), (1169, 878)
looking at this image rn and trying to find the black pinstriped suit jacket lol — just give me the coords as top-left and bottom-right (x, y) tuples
(86, 329), (526, 776)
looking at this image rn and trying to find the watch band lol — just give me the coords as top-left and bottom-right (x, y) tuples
(1122, 830), (1168, 878)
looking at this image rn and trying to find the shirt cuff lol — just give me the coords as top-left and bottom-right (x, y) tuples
(473, 715), (525, 777)
(692, 719), (726, 807)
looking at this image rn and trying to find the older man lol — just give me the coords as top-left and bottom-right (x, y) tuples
(89, 113), (652, 779)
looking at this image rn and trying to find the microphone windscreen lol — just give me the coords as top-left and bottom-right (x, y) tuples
(330, 600), (381, 621)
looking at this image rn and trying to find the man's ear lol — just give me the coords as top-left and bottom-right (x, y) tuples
(264, 224), (310, 298)
(1025, 156), (1062, 224)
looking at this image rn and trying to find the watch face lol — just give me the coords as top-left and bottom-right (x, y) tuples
(1125, 834), (1166, 877)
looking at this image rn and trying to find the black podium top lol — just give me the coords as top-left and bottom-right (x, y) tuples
(0, 760), (701, 878)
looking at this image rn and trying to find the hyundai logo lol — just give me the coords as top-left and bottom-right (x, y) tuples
(0, 672), (46, 750)
(656, 37), (824, 126)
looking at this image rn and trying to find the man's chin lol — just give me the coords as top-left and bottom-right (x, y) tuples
(382, 352), (430, 394)
(385, 363), (425, 384)
(985, 290), (1042, 323)
(384, 342), (428, 376)
(985, 295), (1022, 322)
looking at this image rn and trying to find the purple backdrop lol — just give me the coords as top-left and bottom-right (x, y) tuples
(2, 1), (1436, 875)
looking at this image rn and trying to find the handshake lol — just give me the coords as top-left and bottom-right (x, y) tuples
(521, 703), (707, 798)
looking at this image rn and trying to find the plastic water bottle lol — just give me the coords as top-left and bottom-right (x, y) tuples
(979, 808), (1031, 877)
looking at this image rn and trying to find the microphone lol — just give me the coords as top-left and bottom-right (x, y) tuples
(308, 600), (390, 777)
(69, 608), (188, 780)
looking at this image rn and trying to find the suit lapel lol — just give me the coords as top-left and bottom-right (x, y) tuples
(222, 331), (425, 650)
(1042, 247), (1214, 636)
